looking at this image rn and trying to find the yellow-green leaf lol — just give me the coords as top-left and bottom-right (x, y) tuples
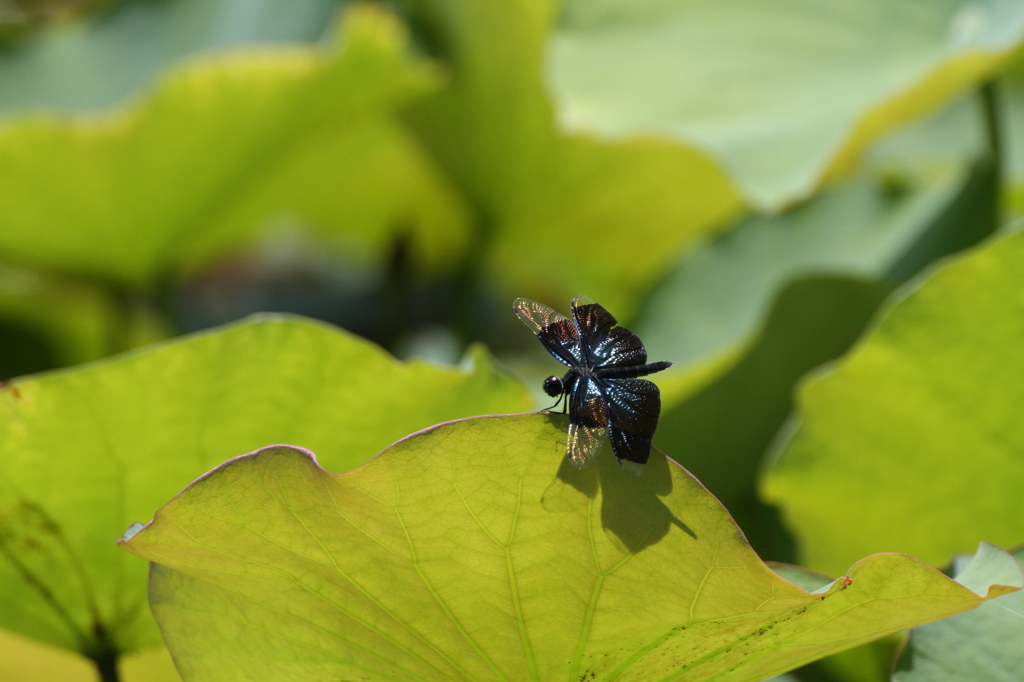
(122, 415), (1017, 682)
(409, 0), (742, 316)
(0, 5), (467, 286)
(762, 227), (1024, 576)
(0, 315), (529, 666)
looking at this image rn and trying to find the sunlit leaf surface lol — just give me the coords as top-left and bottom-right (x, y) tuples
(550, 0), (1024, 208)
(123, 415), (1017, 682)
(763, 228), (1024, 576)
(0, 5), (467, 285)
(0, 315), (530, 664)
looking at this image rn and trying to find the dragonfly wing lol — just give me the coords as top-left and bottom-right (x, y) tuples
(566, 374), (608, 469)
(570, 294), (617, 366)
(594, 326), (648, 368)
(566, 422), (605, 470)
(570, 295), (648, 368)
(602, 378), (662, 474)
(514, 297), (582, 367)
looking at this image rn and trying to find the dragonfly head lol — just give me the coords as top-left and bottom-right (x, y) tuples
(542, 375), (564, 398)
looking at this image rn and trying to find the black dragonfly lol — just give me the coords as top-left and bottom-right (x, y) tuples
(514, 294), (672, 476)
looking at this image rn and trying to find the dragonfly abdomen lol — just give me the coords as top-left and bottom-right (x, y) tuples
(596, 361), (672, 379)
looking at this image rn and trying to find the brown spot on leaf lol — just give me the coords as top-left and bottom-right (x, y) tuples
(0, 381), (22, 399)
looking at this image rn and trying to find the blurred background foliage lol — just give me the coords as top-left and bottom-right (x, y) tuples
(1, 0), (1024, 680)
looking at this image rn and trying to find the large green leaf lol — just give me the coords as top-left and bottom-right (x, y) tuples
(0, 5), (467, 286)
(0, 0), (341, 113)
(894, 545), (1024, 681)
(121, 415), (1019, 682)
(407, 0), (742, 317)
(550, 0), (1024, 209)
(762, 227), (1024, 577)
(0, 315), (530, 669)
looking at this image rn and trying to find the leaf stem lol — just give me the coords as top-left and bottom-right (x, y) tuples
(87, 622), (121, 682)
(980, 79), (1003, 212)
(91, 651), (120, 682)
(978, 77), (1003, 231)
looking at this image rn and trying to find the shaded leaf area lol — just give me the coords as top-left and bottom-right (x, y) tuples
(0, 0), (117, 44)
(0, 627), (179, 682)
(404, 0), (742, 318)
(549, 0), (1024, 209)
(655, 276), (892, 563)
(0, 320), (58, 381)
(637, 124), (1001, 563)
(894, 546), (1024, 682)
(122, 415), (1018, 682)
(0, 5), (468, 286)
(634, 156), (977, 368)
(0, 0), (341, 112)
(0, 315), (530, 666)
(0, 266), (126, 374)
(762, 227), (1024, 577)
(0, 262), (176, 376)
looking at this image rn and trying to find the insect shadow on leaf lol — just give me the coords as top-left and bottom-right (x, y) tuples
(541, 413), (696, 554)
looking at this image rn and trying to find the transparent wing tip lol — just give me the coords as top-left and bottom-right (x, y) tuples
(571, 293), (596, 308)
(567, 455), (590, 470)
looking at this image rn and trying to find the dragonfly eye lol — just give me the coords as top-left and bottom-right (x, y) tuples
(542, 376), (563, 398)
